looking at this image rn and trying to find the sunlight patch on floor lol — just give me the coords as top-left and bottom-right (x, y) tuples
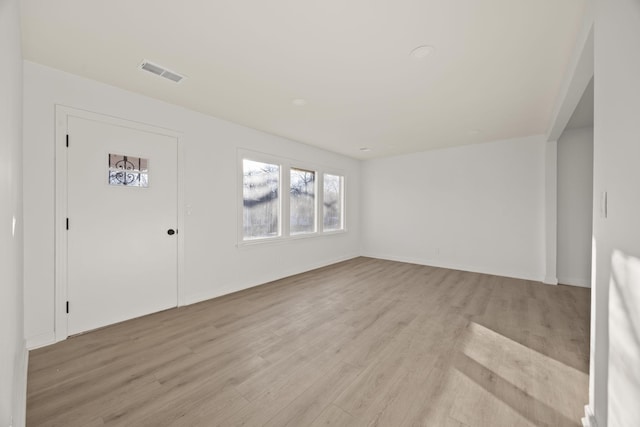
(451, 321), (588, 426)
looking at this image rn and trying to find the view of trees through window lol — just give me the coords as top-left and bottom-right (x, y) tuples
(290, 168), (316, 234)
(242, 159), (280, 239)
(242, 155), (344, 241)
(323, 173), (343, 230)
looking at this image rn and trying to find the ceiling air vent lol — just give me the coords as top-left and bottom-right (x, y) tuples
(140, 60), (185, 83)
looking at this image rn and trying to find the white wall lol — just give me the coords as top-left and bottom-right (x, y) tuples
(590, 0), (640, 425)
(557, 126), (593, 287)
(0, 0), (26, 425)
(361, 135), (546, 281)
(23, 61), (361, 348)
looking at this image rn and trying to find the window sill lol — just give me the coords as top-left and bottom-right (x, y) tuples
(236, 229), (348, 249)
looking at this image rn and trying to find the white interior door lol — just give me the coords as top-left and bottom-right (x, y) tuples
(67, 115), (178, 335)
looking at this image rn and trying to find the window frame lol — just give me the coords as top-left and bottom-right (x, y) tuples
(322, 172), (346, 233)
(237, 149), (347, 246)
(240, 157), (283, 241)
(289, 166), (318, 236)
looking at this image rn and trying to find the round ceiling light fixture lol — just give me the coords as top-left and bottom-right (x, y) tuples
(292, 98), (307, 106)
(410, 45), (436, 59)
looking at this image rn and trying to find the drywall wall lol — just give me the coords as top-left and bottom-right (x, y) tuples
(361, 135), (546, 281)
(23, 61), (361, 348)
(557, 126), (593, 287)
(591, 0), (640, 425)
(0, 0), (26, 425)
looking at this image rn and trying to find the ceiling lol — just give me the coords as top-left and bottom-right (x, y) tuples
(20, 0), (587, 159)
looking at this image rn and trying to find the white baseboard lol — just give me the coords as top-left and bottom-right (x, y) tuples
(184, 281), (251, 306)
(360, 252), (543, 282)
(543, 276), (559, 285)
(280, 253), (359, 280)
(26, 331), (56, 350)
(557, 276), (591, 288)
(582, 405), (597, 427)
(183, 253), (359, 306)
(12, 340), (28, 427)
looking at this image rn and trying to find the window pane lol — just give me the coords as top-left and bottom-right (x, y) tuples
(243, 159), (280, 239)
(108, 153), (149, 188)
(323, 174), (343, 231)
(290, 168), (316, 234)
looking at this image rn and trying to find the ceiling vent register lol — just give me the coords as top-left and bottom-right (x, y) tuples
(140, 60), (185, 83)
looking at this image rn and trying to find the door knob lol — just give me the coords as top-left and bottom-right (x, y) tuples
(167, 229), (176, 235)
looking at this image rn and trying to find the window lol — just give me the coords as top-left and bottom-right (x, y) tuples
(240, 152), (345, 242)
(242, 159), (280, 240)
(290, 168), (316, 234)
(323, 173), (343, 231)
(108, 154), (149, 188)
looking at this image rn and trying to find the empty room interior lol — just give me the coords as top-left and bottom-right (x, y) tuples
(2, 0), (639, 426)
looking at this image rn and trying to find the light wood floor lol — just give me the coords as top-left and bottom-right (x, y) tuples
(27, 257), (590, 427)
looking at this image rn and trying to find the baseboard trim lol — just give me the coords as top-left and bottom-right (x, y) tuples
(183, 253), (360, 306)
(280, 254), (359, 280)
(582, 405), (597, 427)
(13, 340), (28, 427)
(557, 276), (590, 288)
(360, 252), (543, 282)
(543, 276), (559, 285)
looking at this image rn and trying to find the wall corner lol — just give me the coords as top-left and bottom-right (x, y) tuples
(544, 140), (558, 287)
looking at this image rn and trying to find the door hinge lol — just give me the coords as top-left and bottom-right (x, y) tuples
(66, 218), (69, 230)
(66, 134), (69, 147)
(66, 301), (69, 314)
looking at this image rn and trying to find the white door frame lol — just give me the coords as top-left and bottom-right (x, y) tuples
(54, 105), (186, 342)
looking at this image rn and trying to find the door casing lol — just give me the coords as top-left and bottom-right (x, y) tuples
(54, 105), (186, 342)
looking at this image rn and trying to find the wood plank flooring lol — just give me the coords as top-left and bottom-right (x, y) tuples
(26, 257), (591, 426)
